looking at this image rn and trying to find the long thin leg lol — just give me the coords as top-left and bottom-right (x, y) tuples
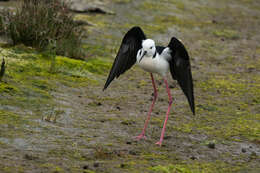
(135, 73), (157, 140)
(155, 78), (173, 146)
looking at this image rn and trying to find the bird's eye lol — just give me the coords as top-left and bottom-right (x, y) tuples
(150, 46), (153, 49)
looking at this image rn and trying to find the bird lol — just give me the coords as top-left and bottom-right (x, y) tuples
(103, 26), (195, 146)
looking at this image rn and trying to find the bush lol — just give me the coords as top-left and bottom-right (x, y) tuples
(1, 0), (85, 59)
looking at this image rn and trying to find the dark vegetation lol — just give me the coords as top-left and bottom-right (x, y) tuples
(0, 0), (85, 58)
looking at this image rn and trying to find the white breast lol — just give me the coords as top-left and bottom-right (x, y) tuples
(136, 52), (170, 77)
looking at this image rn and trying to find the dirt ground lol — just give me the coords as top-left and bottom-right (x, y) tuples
(0, 0), (259, 172)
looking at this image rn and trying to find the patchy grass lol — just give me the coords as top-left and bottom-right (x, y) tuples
(0, 44), (110, 113)
(0, 0), (260, 172)
(150, 161), (252, 173)
(213, 29), (240, 39)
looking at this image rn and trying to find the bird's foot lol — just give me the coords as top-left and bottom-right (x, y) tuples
(134, 134), (147, 140)
(155, 141), (162, 146)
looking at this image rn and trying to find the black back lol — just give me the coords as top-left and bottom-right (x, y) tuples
(103, 26), (146, 90)
(168, 37), (195, 115)
(156, 46), (165, 55)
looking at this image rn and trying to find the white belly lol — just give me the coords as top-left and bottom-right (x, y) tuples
(137, 55), (169, 76)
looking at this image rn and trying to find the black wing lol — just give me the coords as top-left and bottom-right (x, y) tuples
(103, 26), (146, 90)
(168, 37), (195, 115)
(156, 46), (165, 54)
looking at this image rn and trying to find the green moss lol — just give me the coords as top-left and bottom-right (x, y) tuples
(48, 148), (85, 161)
(85, 59), (111, 75)
(0, 82), (20, 94)
(121, 118), (136, 125)
(56, 56), (111, 76)
(181, 107), (260, 141)
(171, 0), (185, 10)
(199, 74), (255, 96)
(256, 48), (260, 54)
(84, 44), (113, 58)
(142, 153), (168, 161)
(83, 170), (96, 173)
(175, 73), (260, 141)
(218, 113), (260, 141)
(0, 46), (107, 127)
(0, 165), (25, 173)
(0, 110), (34, 138)
(41, 163), (64, 173)
(151, 117), (163, 126)
(154, 16), (192, 28)
(140, 1), (168, 11)
(173, 122), (193, 133)
(74, 14), (106, 28)
(112, 0), (131, 4)
(0, 110), (26, 126)
(213, 29), (240, 39)
(150, 161), (252, 173)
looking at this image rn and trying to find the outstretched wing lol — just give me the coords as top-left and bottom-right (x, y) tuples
(103, 26), (146, 90)
(168, 37), (195, 115)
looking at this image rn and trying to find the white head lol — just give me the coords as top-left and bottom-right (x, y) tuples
(142, 39), (156, 56)
(139, 39), (156, 62)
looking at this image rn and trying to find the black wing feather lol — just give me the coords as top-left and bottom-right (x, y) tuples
(168, 37), (195, 115)
(156, 46), (165, 54)
(103, 26), (146, 90)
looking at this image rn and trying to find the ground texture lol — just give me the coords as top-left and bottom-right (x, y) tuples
(0, 0), (260, 172)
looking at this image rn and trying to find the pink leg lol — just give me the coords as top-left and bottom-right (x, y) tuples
(135, 73), (157, 140)
(155, 78), (173, 146)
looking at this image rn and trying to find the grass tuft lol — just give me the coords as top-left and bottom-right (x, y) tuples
(1, 0), (85, 59)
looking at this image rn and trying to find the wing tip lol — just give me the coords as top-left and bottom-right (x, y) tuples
(191, 107), (195, 115)
(103, 81), (110, 91)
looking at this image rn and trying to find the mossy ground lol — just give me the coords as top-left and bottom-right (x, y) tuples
(0, 0), (260, 172)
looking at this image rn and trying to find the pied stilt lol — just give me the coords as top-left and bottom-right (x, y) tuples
(103, 26), (195, 146)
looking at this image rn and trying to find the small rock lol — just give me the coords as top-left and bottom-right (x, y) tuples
(67, 0), (115, 14)
(129, 150), (137, 155)
(82, 165), (89, 169)
(93, 162), (99, 167)
(207, 142), (215, 149)
(212, 19), (217, 24)
(190, 156), (197, 160)
(120, 163), (126, 168)
(241, 148), (247, 153)
(24, 154), (38, 160)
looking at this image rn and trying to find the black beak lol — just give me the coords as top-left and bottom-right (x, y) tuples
(139, 51), (147, 63)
